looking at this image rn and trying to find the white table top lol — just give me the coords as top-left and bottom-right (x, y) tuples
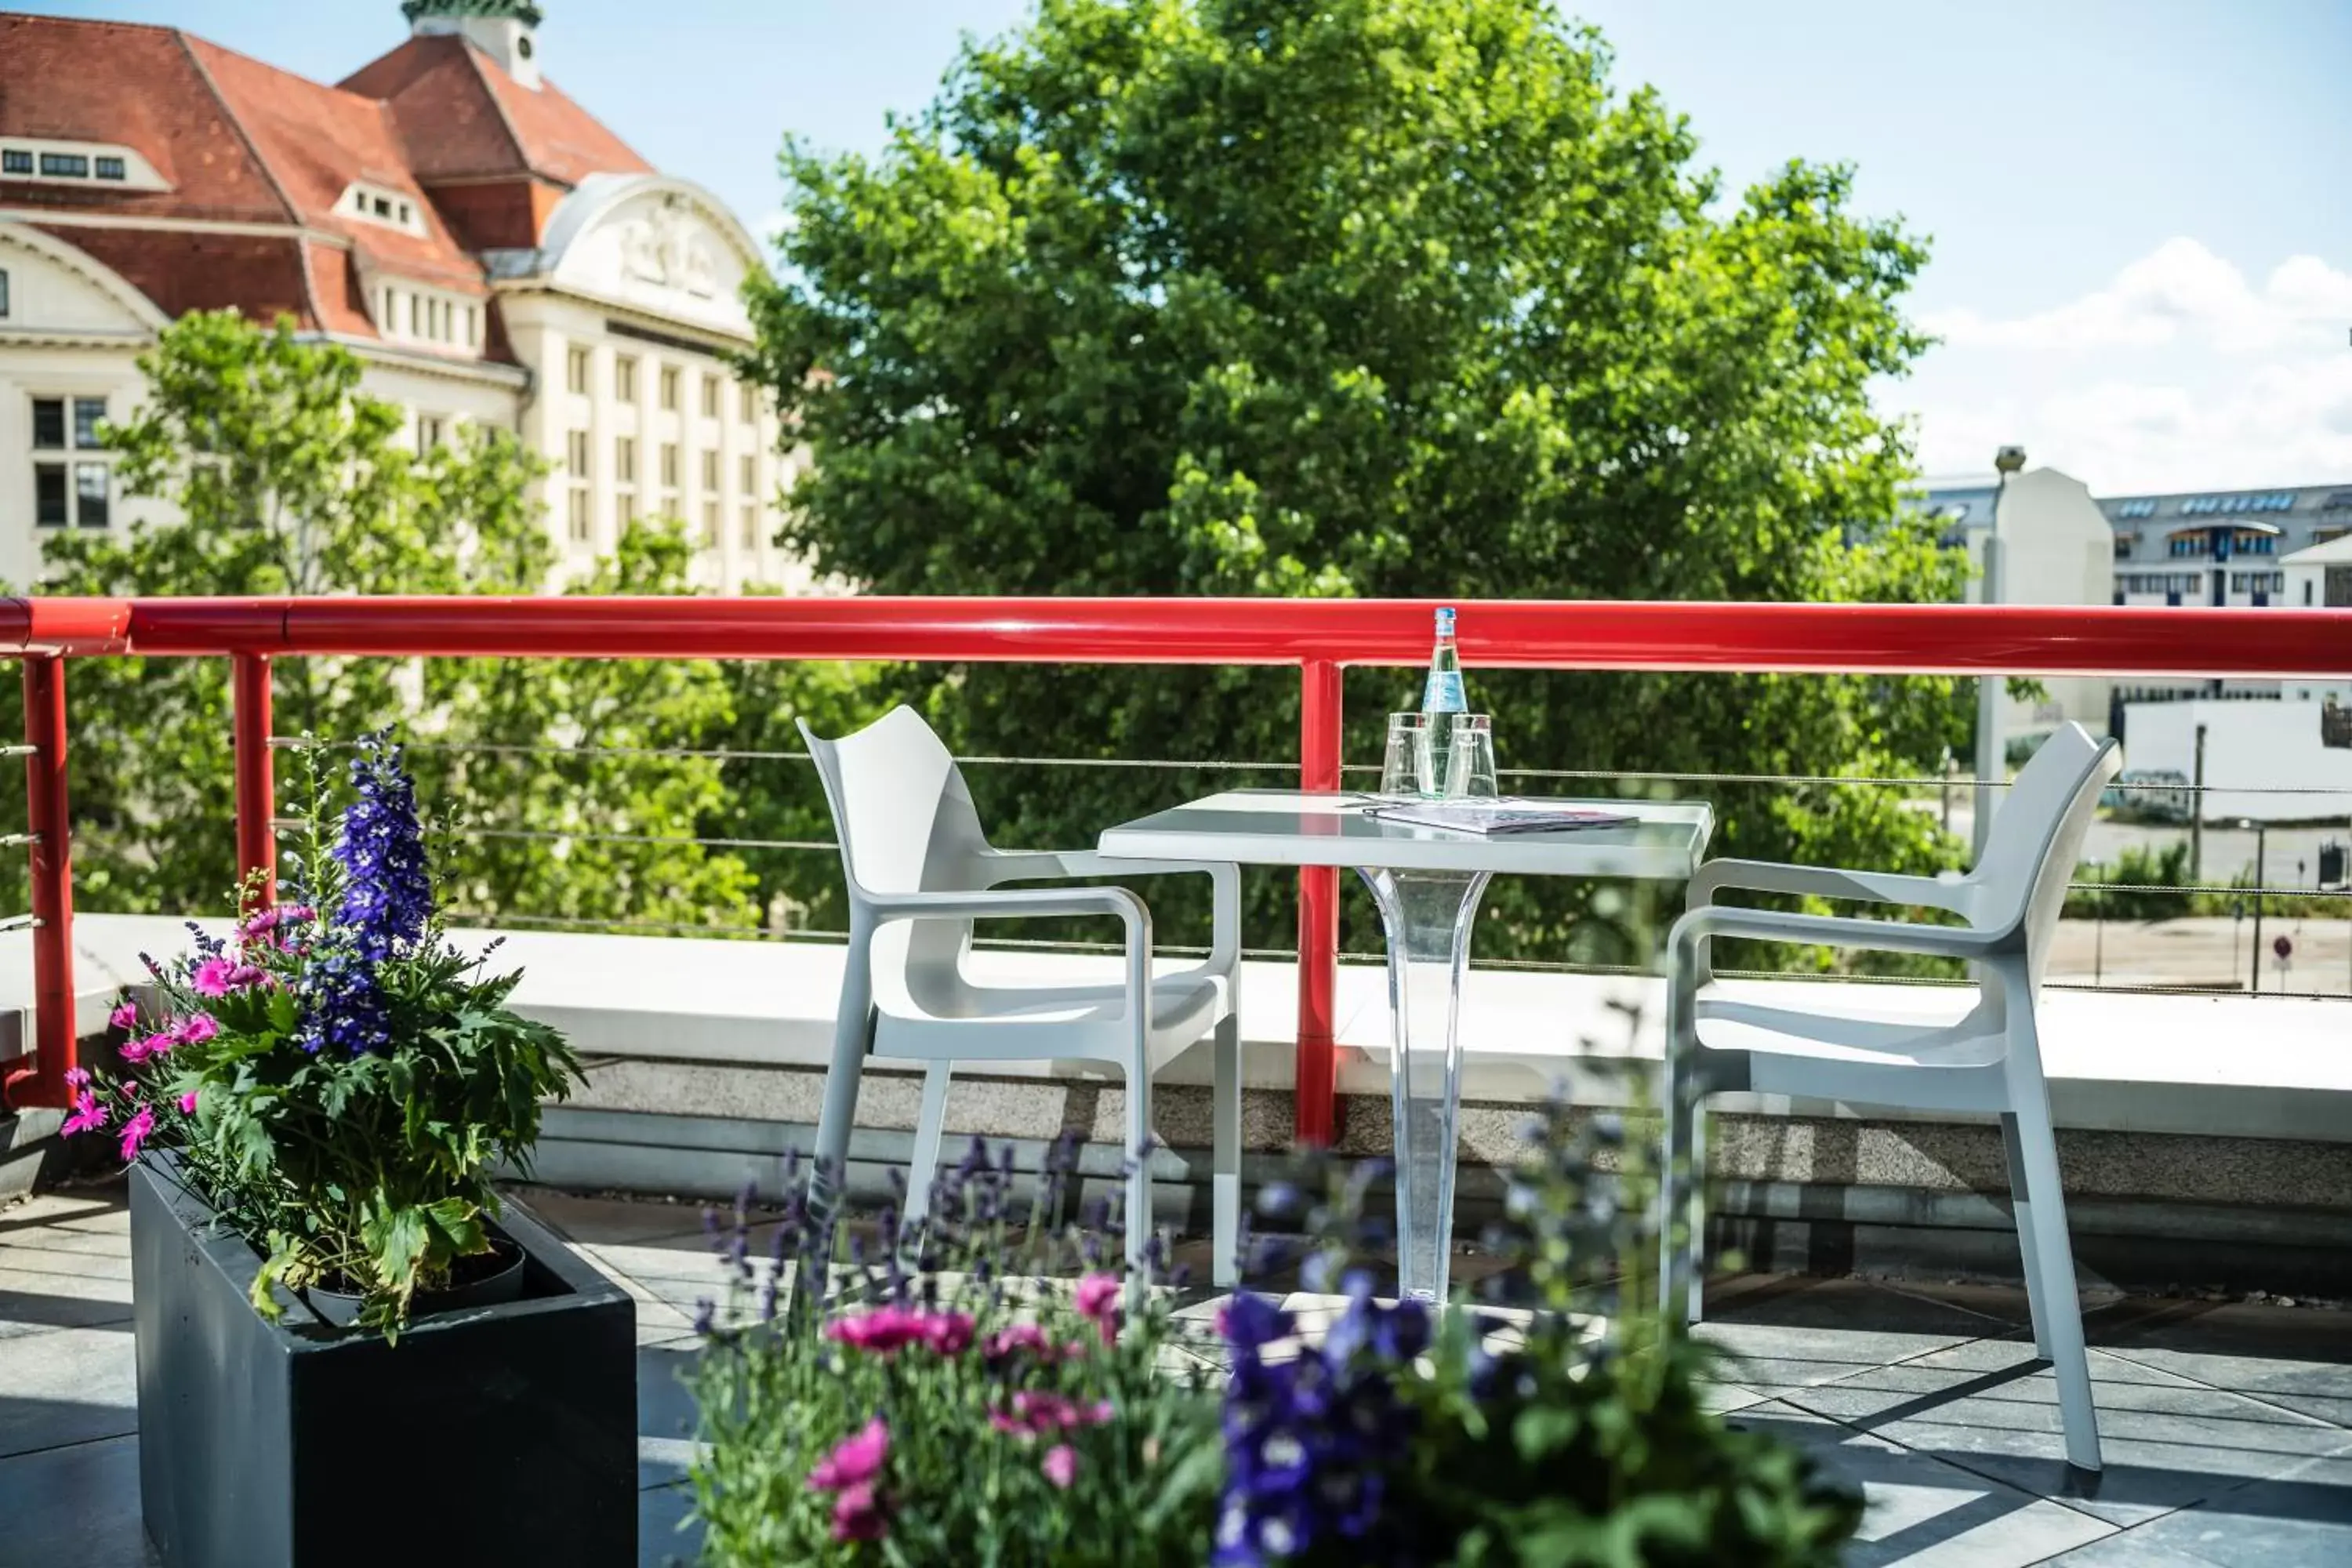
(1096, 790), (1713, 879)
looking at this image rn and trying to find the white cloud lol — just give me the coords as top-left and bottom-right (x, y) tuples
(1919, 238), (2352, 357)
(1895, 238), (2352, 493)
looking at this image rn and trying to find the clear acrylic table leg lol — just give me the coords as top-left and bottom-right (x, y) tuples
(1357, 866), (1492, 1303)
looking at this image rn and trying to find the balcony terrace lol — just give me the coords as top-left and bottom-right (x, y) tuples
(0, 594), (2347, 1566)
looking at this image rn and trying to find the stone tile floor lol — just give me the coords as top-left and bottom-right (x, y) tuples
(1, 1180), (2347, 1567)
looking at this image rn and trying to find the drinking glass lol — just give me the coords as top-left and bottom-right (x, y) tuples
(1442, 713), (1497, 798)
(1382, 712), (1437, 797)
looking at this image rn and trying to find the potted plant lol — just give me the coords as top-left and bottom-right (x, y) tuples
(68, 733), (635, 1568)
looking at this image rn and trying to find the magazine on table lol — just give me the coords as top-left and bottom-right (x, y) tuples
(1361, 797), (1639, 836)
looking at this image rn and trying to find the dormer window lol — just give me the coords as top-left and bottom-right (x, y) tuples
(0, 139), (166, 190)
(339, 181), (426, 237)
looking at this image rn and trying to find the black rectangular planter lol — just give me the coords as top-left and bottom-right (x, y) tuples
(130, 1156), (639, 1568)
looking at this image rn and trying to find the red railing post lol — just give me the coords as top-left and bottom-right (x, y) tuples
(233, 652), (275, 907)
(1295, 658), (1343, 1145)
(10, 655), (75, 1109)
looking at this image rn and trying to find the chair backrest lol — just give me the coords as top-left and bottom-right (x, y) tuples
(1973, 722), (2122, 993)
(799, 706), (994, 1014)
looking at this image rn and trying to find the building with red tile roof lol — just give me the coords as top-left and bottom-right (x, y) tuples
(1, 2), (803, 592)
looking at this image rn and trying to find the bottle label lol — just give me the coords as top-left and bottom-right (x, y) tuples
(1423, 670), (1465, 713)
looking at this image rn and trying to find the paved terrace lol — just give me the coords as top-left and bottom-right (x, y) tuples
(1, 1181), (2347, 1568)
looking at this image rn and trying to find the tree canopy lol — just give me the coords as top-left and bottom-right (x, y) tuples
(28, 310), (758, 932)
(745, 0), (1969, 957)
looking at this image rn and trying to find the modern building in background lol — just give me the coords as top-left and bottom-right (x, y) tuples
(0, 2), (807, 593)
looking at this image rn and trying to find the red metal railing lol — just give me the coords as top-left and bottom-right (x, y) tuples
(7, 594), (2350, 1137)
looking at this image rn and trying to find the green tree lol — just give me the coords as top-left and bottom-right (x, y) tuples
(743, 0), (1969, 959)
(34, 310), (756, 931)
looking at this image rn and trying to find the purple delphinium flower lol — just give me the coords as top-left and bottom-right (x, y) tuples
(1214, 1274), (1419, 1566)
(295, 949), (390, 1055)
(333, 733), (432, 963)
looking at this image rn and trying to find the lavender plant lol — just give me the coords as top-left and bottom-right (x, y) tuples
(64, 732), (583, 1333)
(684, 1138), (1224, 1566)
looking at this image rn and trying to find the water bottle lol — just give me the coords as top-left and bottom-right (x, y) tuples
(1421, 607), (1466, 713)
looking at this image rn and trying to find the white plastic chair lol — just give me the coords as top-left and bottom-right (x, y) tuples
(800, 706), (1244, 1285)
(1662, 722), (2121, 1472)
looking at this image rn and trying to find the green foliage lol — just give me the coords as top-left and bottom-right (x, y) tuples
(744, 0), (1970, 958)
(2065, 840), (2192, 920)
(72, 739), (583, 1334)
(24, 309), (754, 931)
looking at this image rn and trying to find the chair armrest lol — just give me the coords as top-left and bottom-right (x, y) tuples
(987, 851), (1242, 975)
(866, 886), (1156, 1055)
(1689, 858), (1976, 917)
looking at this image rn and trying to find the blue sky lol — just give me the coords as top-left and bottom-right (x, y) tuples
(27, 0), (2352, 492)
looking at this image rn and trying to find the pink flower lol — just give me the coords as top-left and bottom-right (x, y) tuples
(117, 1105), (154, 1162)
(177, 1091), (199, 1116)
(189, 957), (263, 997)
(825, 1306), (975, 1358)
(107, 1001), (138, 1032)
(829, 1482), (888, 1543)
(60, 1089), (107, 1137)
(984, 1322), (1058, 1362)
(1075, 1271), (1123, 1344)
(1041, 1444), (1077, 1490)
(991, 1391), (1116, 1439)
(119, 1033), (174, 1066)
(169, 1014), (218, 1046)
(808, 1417), (888, 1492)
(62, 1067), (90, 1089)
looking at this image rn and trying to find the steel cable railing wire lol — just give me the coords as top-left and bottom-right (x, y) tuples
(270, 734), (2352, 1000)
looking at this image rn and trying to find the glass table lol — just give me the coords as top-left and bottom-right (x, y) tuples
(1097, 789), (1713, 1301)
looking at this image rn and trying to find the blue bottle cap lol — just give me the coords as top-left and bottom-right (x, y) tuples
(1435, 606), (1456, 634)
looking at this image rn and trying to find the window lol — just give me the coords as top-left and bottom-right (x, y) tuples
(661, 443), (680, 488)
(619, 492), (639, 526)
(739, 454), (757, 495)
(31, 397), (111, 528)
(702, 450), (720, 492)
(702, 376), (721, 419)
(380, 285), (396, 329)
(615, 437), (637, 485)
(567, 347), (590, 395)
(702, 499), (720, 546)
(463, 306), (477, 349)
(2, 150), (30, 175)
(95, 156), (125, 181)
(39, 153), (89, 178)
(34, 466), (67, 528)
(0, 267), (9, 318)
(74, 464), (109, 528)
(615, 356), (638, 401)
(740, 383), (757, 423)
(740, 505), (757, 551)
(408, 295), (421, 336)
(566, 430), (590, 480)
(659, 365), (680, 411)
(2116, 499), (2157, 520)
(2112, 535), (2132, 560)
(568, 486), (591, 545)
(416, 415), (445, 450)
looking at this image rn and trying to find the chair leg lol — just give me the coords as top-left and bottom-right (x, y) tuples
(2002, 1110), (2054, 1359)
(1211, 1012), (1242, 1290)
(1658, 1058), (1700, 1327)
(811, 950), (875, 1236)
(2010, 1087), (2101, 1472)
(1685, 1096), (1709, 1326)
(1124, 1066), (1155, 1286)
(900, 1060), (953, 1252)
